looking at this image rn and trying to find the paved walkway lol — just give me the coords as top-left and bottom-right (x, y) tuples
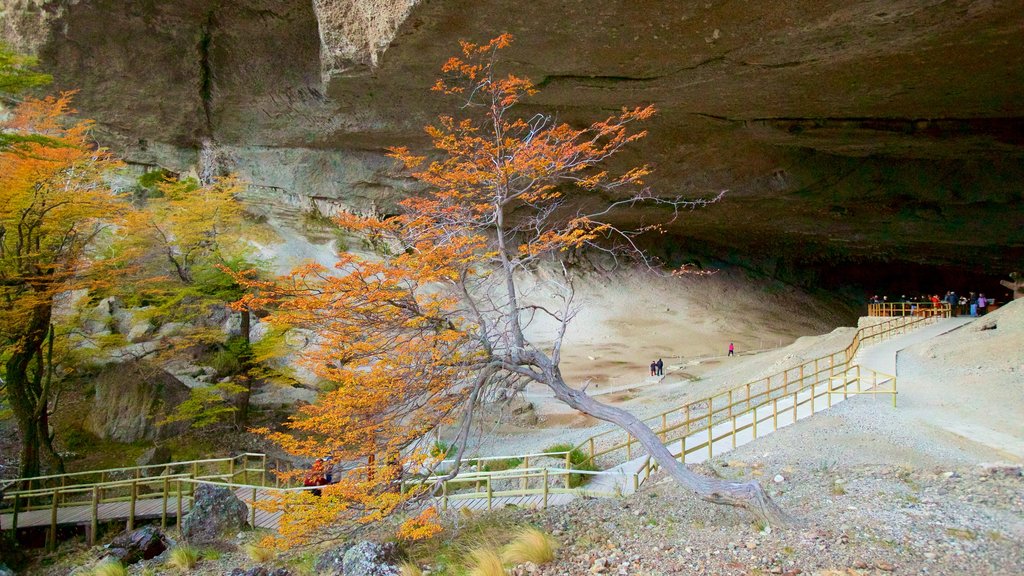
(856, 317), (972, 375)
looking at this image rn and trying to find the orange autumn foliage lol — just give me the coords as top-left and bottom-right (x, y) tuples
(241, 34), (665, 547)
(0, 92), (128, 477)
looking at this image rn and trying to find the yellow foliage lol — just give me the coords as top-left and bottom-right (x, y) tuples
(397, 507), (443, 541)
(233, 32), (658, 549)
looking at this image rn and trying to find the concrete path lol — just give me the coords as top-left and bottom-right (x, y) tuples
(856, 317), (972, 375)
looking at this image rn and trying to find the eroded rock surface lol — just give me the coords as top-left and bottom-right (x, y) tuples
(1, 0), (1021, 278)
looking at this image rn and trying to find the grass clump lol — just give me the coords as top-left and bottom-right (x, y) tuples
(245, 542), (277, 563)
(480, 457), (523, 472)
(501, 527), (558, 565)
(399, 561), (424, 576)
(466, 546), (505, 576)
(92, 559), (128, 576)
(166, 545), (200, 571)
(543, 443), (598, 487)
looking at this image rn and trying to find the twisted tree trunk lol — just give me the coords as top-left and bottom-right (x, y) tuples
(543, 364), (795, 527)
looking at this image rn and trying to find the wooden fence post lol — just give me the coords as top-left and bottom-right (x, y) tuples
(90, 486), (99, 545)
(12, 494), (19, 534)
(48, 491), (58, 551)
(542, 469), (549, 508)
(128, 480), (137, 530)
(486, 478), (493, 511)
(176, 480), (184, 532)
(162, 476), (169, 529)
(250, 487), (257, 527)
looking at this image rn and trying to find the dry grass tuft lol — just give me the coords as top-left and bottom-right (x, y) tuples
(467, 546), (506, 576)
(501, 527), (558, 565)
(166, 545), (200, 571)
(92, 559), (128, 576)
(399, 561), (424, 576)
(245, 543), (277, 563)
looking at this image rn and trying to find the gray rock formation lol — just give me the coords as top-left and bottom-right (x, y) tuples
(87, 362), (191, 443)
(181, 484), (250, 543)
(103, 525), (171, 565)
(1, 0), (1020, 282)
(342, 542), (400, 576)
(136, 446), (173, 472)
(313, 543), (351, 576)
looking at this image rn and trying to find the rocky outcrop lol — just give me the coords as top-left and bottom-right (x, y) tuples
(181, 484), (249, 543)
(103, 525), (171, 565)
(1, 0), (1021, 283)
(342, 542), (400, 576)
(86, 362), (191, 443)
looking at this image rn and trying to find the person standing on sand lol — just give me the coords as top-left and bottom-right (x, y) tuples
(656, 358), (664, 376)
(978, 293), (987, 315)
(650, 361), (657, 376)
(728, 342), (735, 357)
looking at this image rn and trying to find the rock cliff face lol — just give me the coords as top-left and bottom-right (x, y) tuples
(1, 0), (1021, 286)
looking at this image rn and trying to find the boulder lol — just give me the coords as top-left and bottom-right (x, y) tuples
(87, 361), (191, 443)
(103, 525), (171, 565)
(314, 544), (351, 576)
(342, 542), (400, 576)
(181, 484), (249, 544)
(249, 383), (318, 408)
(136, 446), (173, 474)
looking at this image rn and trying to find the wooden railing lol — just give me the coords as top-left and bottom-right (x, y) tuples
(0, 453), (270, 549)
(0, 453), (270, 494)
(1, 315), (937, 546)
(409, 466), (611, 512)
(574, 315), (933, 468)
(868, 302), (952, 317)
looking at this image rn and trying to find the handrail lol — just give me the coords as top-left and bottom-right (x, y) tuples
(867, 302), (952, 317)
(573, 315), (932, 466)
(1, 315), (934, 543)
(5, 452), (269, 489)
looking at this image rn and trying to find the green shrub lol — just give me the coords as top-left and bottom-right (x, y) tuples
(430, 440), (454, 458)
(543, 443), (598, 488)
(481, 457), (523, 472)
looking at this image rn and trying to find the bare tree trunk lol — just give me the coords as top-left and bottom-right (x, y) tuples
(543, 366), (796, 527)
(999, 278), (1023, 300)
(5, 307), (63, 478)
(234, 307), (252, 428)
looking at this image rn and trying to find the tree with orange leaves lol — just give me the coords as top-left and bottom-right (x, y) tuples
(0, 93), (127, 477)
(243, 34), (785, 546)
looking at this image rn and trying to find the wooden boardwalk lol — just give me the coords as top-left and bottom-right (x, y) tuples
(1, 315), (940, 542)
(0, 487), (286, 532)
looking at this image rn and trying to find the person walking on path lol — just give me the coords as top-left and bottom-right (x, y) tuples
(728, 342), (735, 357)
(969, 292), (978, 317)
(978, 293), (987, 315)
(656, 358), (664, 376)
(649, 361), (657, 377)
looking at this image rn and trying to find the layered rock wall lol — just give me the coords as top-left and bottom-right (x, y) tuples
(1, 0), (1021, 280)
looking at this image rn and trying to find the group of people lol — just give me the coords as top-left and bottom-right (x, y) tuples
(649, 343), (736, 376)
(649, 358), (663, 376)
(303, 457), (333, 496)
(869, 291), (992, 317)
